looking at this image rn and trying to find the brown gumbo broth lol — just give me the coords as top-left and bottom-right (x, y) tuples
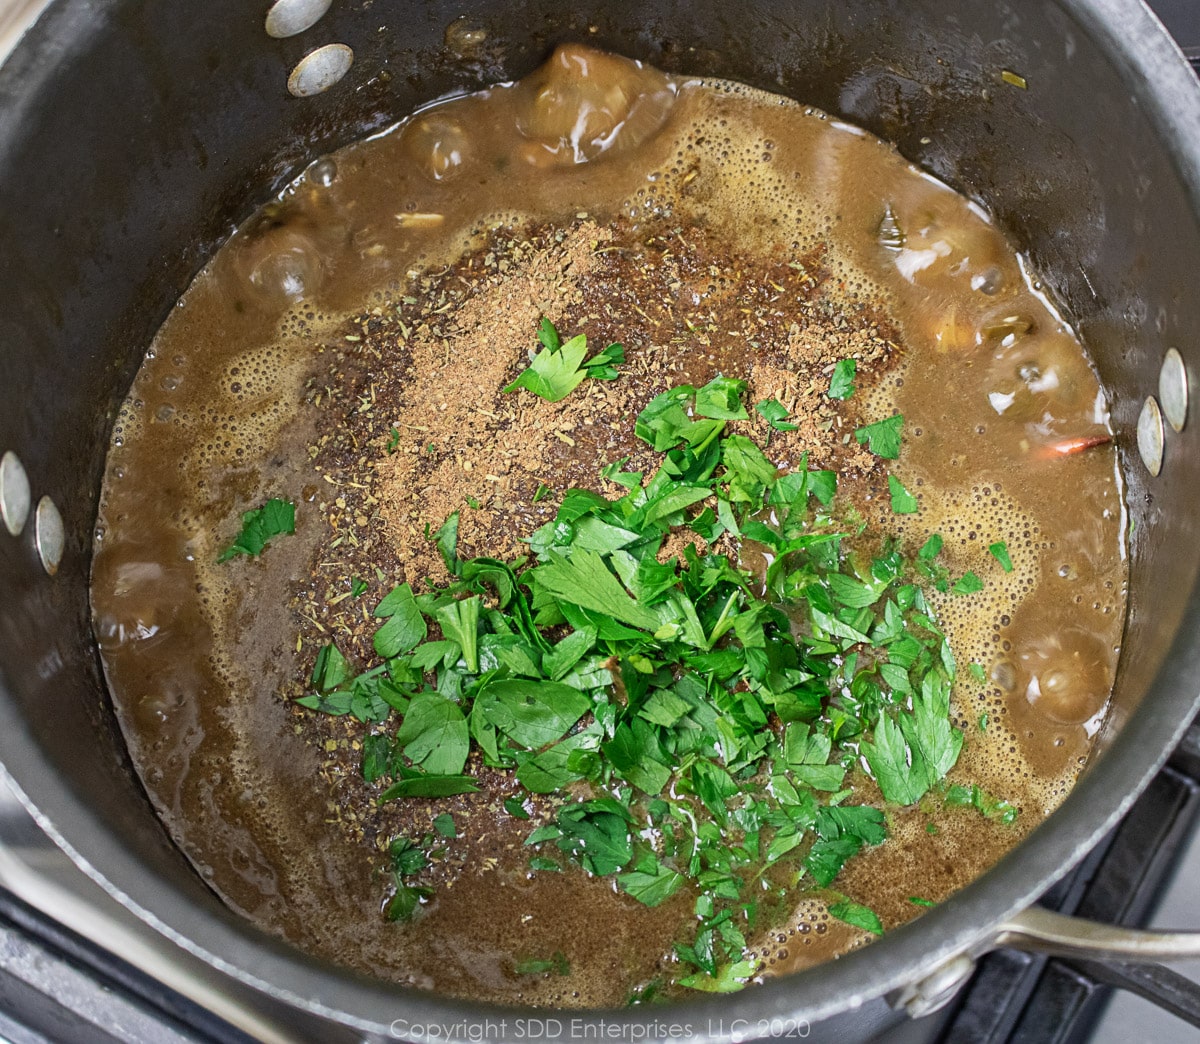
(90, 46), (1126, 1005)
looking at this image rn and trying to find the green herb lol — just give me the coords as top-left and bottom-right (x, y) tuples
(466, 495), (481, 510)
(388, 837), (428, 876)
(952, 571), (984, 596)
(379, 772), (480, 800)
(944, 782), (1018, 824)
(218, 497), (296, 562)
(827, 359), (857, 400)
(827, 899), (884, 936)
(351, 577), (369, 598)
(394, 692), (471, 776)
(888, 475), (919, 514)
(385, 427), (401, 453)
(533, 483), (551, 504)
(296, 376), (998, 994)
(968, 662), (987, 683)
(373, 583), (427, 658)
(908, 896), (936, 908)
(755, 398), (798, 432)
(310, 643), (350, 691)
(361, 733), (392, 782)
(989, 541), (1014, 572)
(503, 318), (625, 402)
(384, 837), (432, 922)
(854, 415), (903, 459)
(515, 952), (570, 976)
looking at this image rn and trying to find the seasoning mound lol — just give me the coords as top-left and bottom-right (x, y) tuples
(343, 217), (899, 587)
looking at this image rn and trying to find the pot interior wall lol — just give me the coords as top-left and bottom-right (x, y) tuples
(0, 0), (1195, 1019)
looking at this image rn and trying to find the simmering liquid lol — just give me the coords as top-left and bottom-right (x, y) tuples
(91, 46), (1126, 1005)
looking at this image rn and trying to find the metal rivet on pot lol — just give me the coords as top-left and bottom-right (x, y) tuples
(287, 44), (354, 98)
(264, 0), (332, 39)
(34, 496), (64, 575)
(1137, 395), (1165, 477)
(1159, 347), (1187, 432)
(0, 451), (30, 537)
(891, 953), (976, 1020)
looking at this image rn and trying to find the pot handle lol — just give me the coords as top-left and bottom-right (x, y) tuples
(894, 907), (1200, 1022)
(993, 906), (1200, 961)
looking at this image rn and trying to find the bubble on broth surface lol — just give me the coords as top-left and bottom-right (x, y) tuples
(402, 112), (469, 182)
(514, 44), (678, 166)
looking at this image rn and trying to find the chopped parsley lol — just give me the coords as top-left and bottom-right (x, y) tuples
(218, 497), (295, 562)
(296, 377), (1014, 993)
(944, 782), (1019, 824)
(827, 358), (857, 400)
(515, 952), (571, 976)
(854, 414), (904, 459)
(827, 899), (884, 935)
(503, 318), (625, 402)
(888, 474), (919, 514)
(952, 571), (984, 596)
(754, 398), (798, 432)
(989, 541), (1014, 572)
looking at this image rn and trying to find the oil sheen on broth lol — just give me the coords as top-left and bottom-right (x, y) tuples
(91, 46), (1126, 1005)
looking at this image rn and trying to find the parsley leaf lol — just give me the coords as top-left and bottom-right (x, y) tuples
(989, 541), (1014, 572)
(503, 319), (623, 401)
(827, 359), (857, 400)
(394, 692), (470, 775)
(888, 474), (919, 514)
(862, 713), (927, 805)
(373, 583), (427, 657)
(952, 571), (984, 596)
(854, 415), (904, 459)
(618, 857), (686, 907)
(379, 771), (480, 800)
(550, 801), (634, 876)
(695, 377), (749, 420)
(529, 550), (661, 631)
(481, 679), (591, 749)
(218, 498), (295, 562)
(755, 398), (798, 431)
(515, 952), (570, 976)
(827, 899), (884, 935)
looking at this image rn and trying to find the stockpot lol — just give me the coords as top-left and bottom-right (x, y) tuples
(0, 0), (1199, 1040)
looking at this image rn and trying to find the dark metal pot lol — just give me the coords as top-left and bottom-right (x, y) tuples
(0, 0), (1198, 1040)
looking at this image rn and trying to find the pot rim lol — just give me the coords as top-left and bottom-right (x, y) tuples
(1, 0), (1198, 1038)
